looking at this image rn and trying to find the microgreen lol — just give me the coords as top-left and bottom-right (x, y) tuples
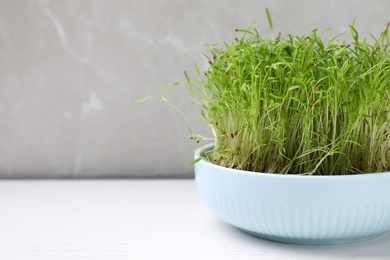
(141, 11), (390, 175)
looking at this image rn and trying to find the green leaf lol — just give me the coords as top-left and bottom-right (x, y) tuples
(133, 96), (161, 103)
(287, 85), (300, 92)
(162, 82), (180, 95)
(265, 8), (273, 32)
(189, 157), (202, 166)
(225, 63), (234, 73)
(372, 92), (381, 112)
(349, 18), (359, 43)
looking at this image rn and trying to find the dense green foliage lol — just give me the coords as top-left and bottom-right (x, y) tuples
(187, 19), (390, 175)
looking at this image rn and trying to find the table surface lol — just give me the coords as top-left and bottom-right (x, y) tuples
(0, 180), (389, 260)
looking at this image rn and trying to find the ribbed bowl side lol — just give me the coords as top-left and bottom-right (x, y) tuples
(194, 144), (390, 244)
(198, 189), (390, 243)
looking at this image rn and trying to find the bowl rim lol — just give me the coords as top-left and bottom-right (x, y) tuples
(194, 143), (390, 180)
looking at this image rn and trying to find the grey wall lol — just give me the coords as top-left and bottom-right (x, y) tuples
(0, 0), (389, 178)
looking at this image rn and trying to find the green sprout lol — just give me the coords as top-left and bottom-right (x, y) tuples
(139, 10), (390, 175)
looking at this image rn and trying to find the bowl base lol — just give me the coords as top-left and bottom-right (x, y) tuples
(240, 228), (383, 245)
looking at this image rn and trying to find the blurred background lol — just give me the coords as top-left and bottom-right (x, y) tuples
(0, 0), (389, 178)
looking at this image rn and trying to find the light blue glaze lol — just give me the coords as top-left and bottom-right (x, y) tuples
(194, 143), (390, 244)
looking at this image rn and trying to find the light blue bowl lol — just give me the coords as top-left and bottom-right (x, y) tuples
(194, 143), (390, 244)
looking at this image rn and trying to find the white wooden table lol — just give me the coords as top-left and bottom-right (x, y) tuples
(0, 180), (389, 259)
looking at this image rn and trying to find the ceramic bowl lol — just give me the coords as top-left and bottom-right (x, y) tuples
(194, 143), (390, 244)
